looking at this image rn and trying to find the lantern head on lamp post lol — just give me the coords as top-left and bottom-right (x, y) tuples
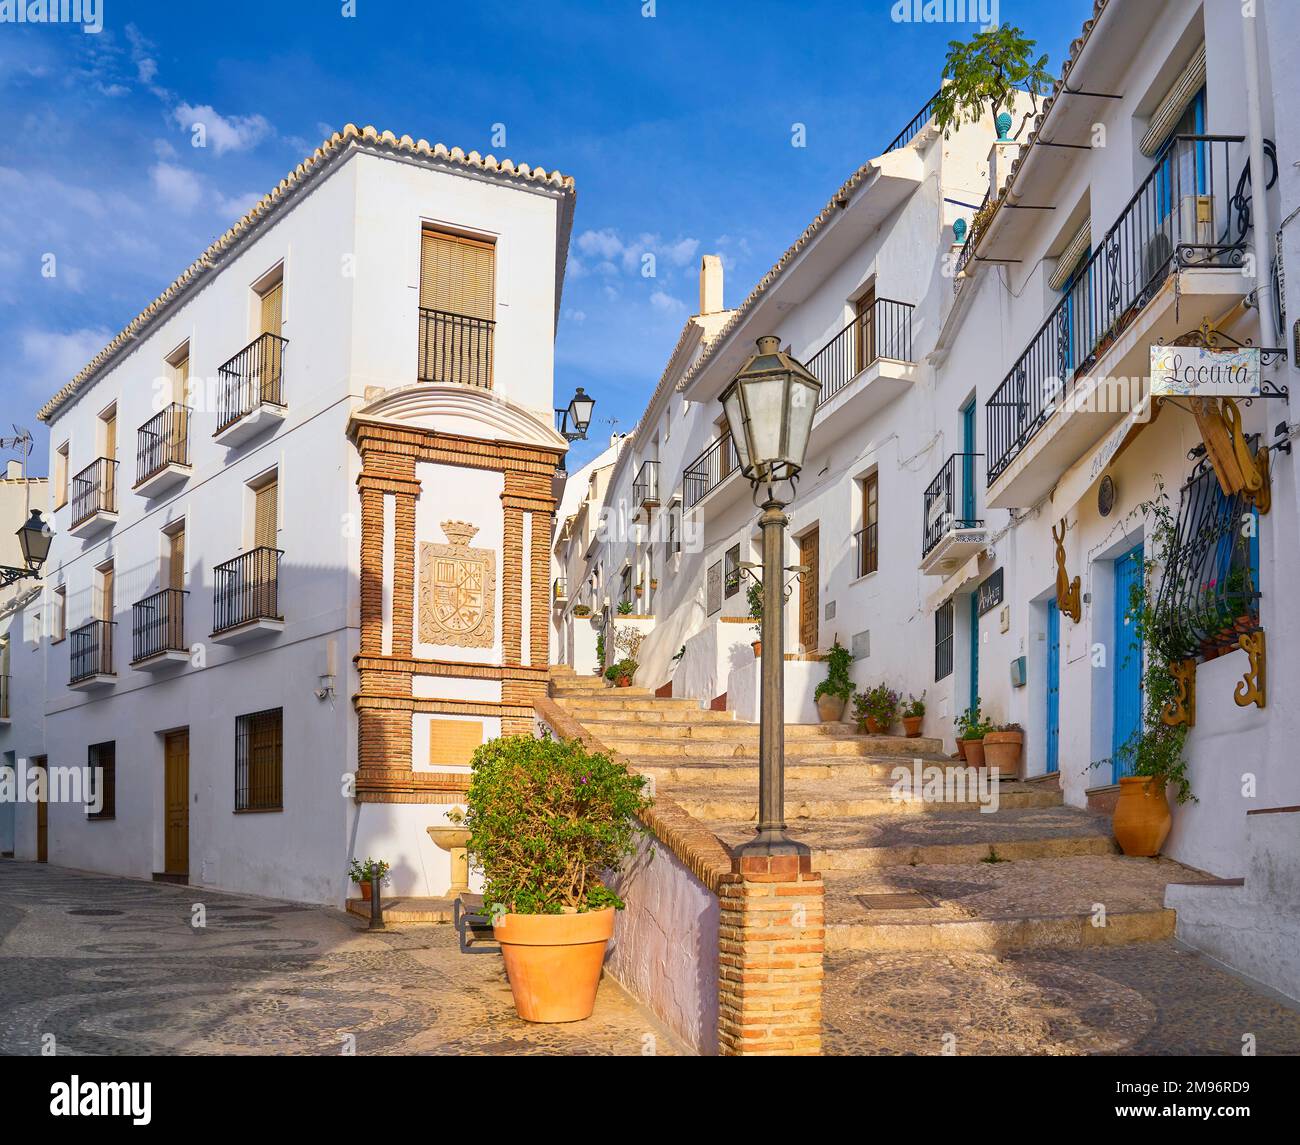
(721, 336), (821, 858)
(2, 509), (52, 589)
(556, 386), (596, 443)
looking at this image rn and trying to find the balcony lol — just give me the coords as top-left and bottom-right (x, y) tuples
(553, 577), (568, 604)
(131, 588), (189, 669)
(920, 453), (990, 576)
(135, 404), (191, 496)
(684, 433), (740, 509)
(805, 298), (917, 442)
(985, 135), (1251, 508)
(854, 524), (878, 579)
(69, 619), (115, 688)
(633, 460), (660, 511)
(215, 333), (287, 446)
(212, 547), (283, 642)
(418, 308), (494, 388)
(68, 458), (118, 537)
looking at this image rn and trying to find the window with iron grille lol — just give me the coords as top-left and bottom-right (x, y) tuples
(860, 472), (879, 576)
(724, 544), (741, 598)
(619, 566), (632, 607)
(235, 707), (283, 812)
(669, 506), (680, 555)
(935, 599), (954, 681)
(87, 740), (115, 819)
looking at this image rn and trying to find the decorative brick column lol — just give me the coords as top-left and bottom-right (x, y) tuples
(717, 852), (825, 1056)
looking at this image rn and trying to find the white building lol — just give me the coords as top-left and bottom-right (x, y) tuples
(28, 125), (575, 904)
(554, 0), (1300, 998)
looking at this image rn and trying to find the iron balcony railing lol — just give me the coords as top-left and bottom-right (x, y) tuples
(70, 457), (118, 527)
(952, 187), (991, 288)
(136, 404), (190, 485)
(883, 90), (940, 155)
(805, 297), (914, 406)
(418, 307), (494, 388)
(132, 588), (187, 663)
(217, 332), (287, 434)
(923, 452), (984, 557)
(69, 618), (114, 683)
(684, 433), (740, 508)
(213, 547), (282, 634)
(986, 135), (1250, 484)
(633, 460), (660, 507)
(855, 524), (878, 579)
(0, 673), (9, 720)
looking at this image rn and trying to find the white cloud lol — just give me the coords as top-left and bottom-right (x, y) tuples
(573, 228), (701, 277)
(663, 237), (700, 266)
(150, 162), (203, 213)
(214, 189), (262, 220)
(650, 290), (686, 314)
(576, 228), (625, 261)
(173, 103), (273, 156)
(564, 308), (587, 323)
(19, 326), (115, 397)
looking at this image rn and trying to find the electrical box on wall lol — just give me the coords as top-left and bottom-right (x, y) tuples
(852, 630), (870, 660)
(1010, 655), (1027, 688)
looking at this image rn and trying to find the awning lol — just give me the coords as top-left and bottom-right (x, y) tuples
(1050, 393), (1161, 515)
(1139, 43), (1206, 156)
(925, 551), (986, 613)
(1047, 218), (1092, 291)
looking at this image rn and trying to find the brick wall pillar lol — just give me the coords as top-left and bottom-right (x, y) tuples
(717, 852), (825, 1056)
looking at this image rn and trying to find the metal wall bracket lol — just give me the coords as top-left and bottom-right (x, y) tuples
(1233, 630), (1267, 710)
(1161, 659), (1197, 728)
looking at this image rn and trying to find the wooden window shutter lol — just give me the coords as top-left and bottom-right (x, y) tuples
(168, 527), (186, 591)
(420, 230), (495, 319)
(254, 480), (278, 549)
(260, 281), (283, 337)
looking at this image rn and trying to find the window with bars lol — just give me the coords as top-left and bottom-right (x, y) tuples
(935, 599), (954, 681)
(619, 566), (632, 607)
(859, 472), (879, 577)
(418, 228), (496, 387)
(87, 740), (115, 819)
(724, 544), (741, 598)
(235, 707), (283, 812)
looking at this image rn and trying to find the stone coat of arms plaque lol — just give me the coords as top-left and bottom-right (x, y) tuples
(419, 520), (496, 648)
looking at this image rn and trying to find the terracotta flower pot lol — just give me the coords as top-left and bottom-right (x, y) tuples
(865, 715), (884, 734)
(494, 907), (616, 1022)
(816, 694), (847, 723)
(616, 675), (632, 688)
(358, 881), (372, 901)
(963, 738), (986, 767)
(955, 738), (968, 761)
(982, 731), (1023, 778)
(1112, 776), (1172, 857)
(752, 640), (762, 657)
(902, 715), (923, 738)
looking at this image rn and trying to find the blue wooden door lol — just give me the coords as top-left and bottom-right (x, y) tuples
(968, 592), (980, 716)
(1046, 601), (1061, 774)
(1112, 544), (1145, 778)
(960, 402), (976, 524)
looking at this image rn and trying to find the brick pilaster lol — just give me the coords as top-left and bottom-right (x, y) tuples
(529, 509), (553, 666)
(393, 492), (416, 655)
(502, 504), (524, 666)
(717, 852), (825, 1056)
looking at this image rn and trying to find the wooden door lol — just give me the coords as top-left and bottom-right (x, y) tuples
(163, 731), (189, 877)
(799, 527), (819, 654)
(99, 565), (114, 620)
(34, 756), (47, 862)
(167, 526), (185, 650)
(258, 282), (283, 400)
(854, 287), (876, 374)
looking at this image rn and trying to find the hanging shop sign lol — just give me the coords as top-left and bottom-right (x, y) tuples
(1150, 344), (1260, 398)
(976, 567), (1004, 616)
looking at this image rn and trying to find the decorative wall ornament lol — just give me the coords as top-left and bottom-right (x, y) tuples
(419, 520), (496, 648)
(1052, 518), (1082, 623)
(1233, 629), (1266, 710)
(1161, 659), (1197, 728)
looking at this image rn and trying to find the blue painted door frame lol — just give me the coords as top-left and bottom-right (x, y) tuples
(968, 592), (980, 716)
(1112, 543), (1145, 778)
(1046, 601), (1061, 774)
(960, 401), (976, 524)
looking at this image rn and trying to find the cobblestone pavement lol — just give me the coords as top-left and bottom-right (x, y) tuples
(824, 944), (1300, 1055)
(0, 862), (680, 1056)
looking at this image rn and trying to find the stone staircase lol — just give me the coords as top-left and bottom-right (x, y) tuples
(547, 672), (1212, 958)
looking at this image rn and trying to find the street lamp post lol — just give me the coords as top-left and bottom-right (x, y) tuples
(720, 336), (821, 856)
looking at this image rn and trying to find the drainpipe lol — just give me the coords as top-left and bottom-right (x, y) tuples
(1242, 5), (1278, 343)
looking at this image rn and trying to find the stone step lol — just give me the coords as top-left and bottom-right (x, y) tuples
(673, 783), (1061, 821)
(710, 808), (1118, 870)
(554, 694), (708, 712)
(629, 758), (974, 784)
(561, 706), (738, 725)
(598, 735), (948, 759)
(574, 717), (943, 750)
(820, 855), (1206, 954)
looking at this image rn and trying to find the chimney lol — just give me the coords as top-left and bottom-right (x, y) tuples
(5, 460), (21, 480)
(699, 254), (724, 315)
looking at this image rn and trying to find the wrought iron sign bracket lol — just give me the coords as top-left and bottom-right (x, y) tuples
(1052, 518), (1082, 623)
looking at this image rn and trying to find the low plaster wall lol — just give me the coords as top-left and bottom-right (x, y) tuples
(727, 658), (841, 726)
(676, 618), (761, 706)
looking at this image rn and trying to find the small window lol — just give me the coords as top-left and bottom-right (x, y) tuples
(51, 585), (67, 643)
(669, 506), (680, 555)
(54, 442), (69, 509)
(166, 342), (191, 406)
(724, 544), (741, 598)
(236, 707), (283, 812)
(87, 740), (116, 820)
(935, 599), (954, 682)
(860, 473), (879, 577)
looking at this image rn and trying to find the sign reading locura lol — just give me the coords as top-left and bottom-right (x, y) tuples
(1150, 344), (1260, 398)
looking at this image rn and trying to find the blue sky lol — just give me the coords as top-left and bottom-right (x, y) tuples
(0, 0), (1092, 475)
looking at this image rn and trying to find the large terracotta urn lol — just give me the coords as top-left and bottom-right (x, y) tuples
(493, 907), (616, 1022)
(1112, 776), (1172, 857)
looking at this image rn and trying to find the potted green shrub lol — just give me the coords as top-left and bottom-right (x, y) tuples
(604, 657), (638, 687)
(814, 640), (854, 722)
(572, 604), (591, 618)
(616, 600), (634, 615)
(955, 699), (987, 764)
(746, 580), (763, 656)
(983, 721), (1023, 777)
(901, 693), (926, 738)
(464, 734), (652, 1023)
(854, 683), (900, 734)
(348, 857), (391, 901)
